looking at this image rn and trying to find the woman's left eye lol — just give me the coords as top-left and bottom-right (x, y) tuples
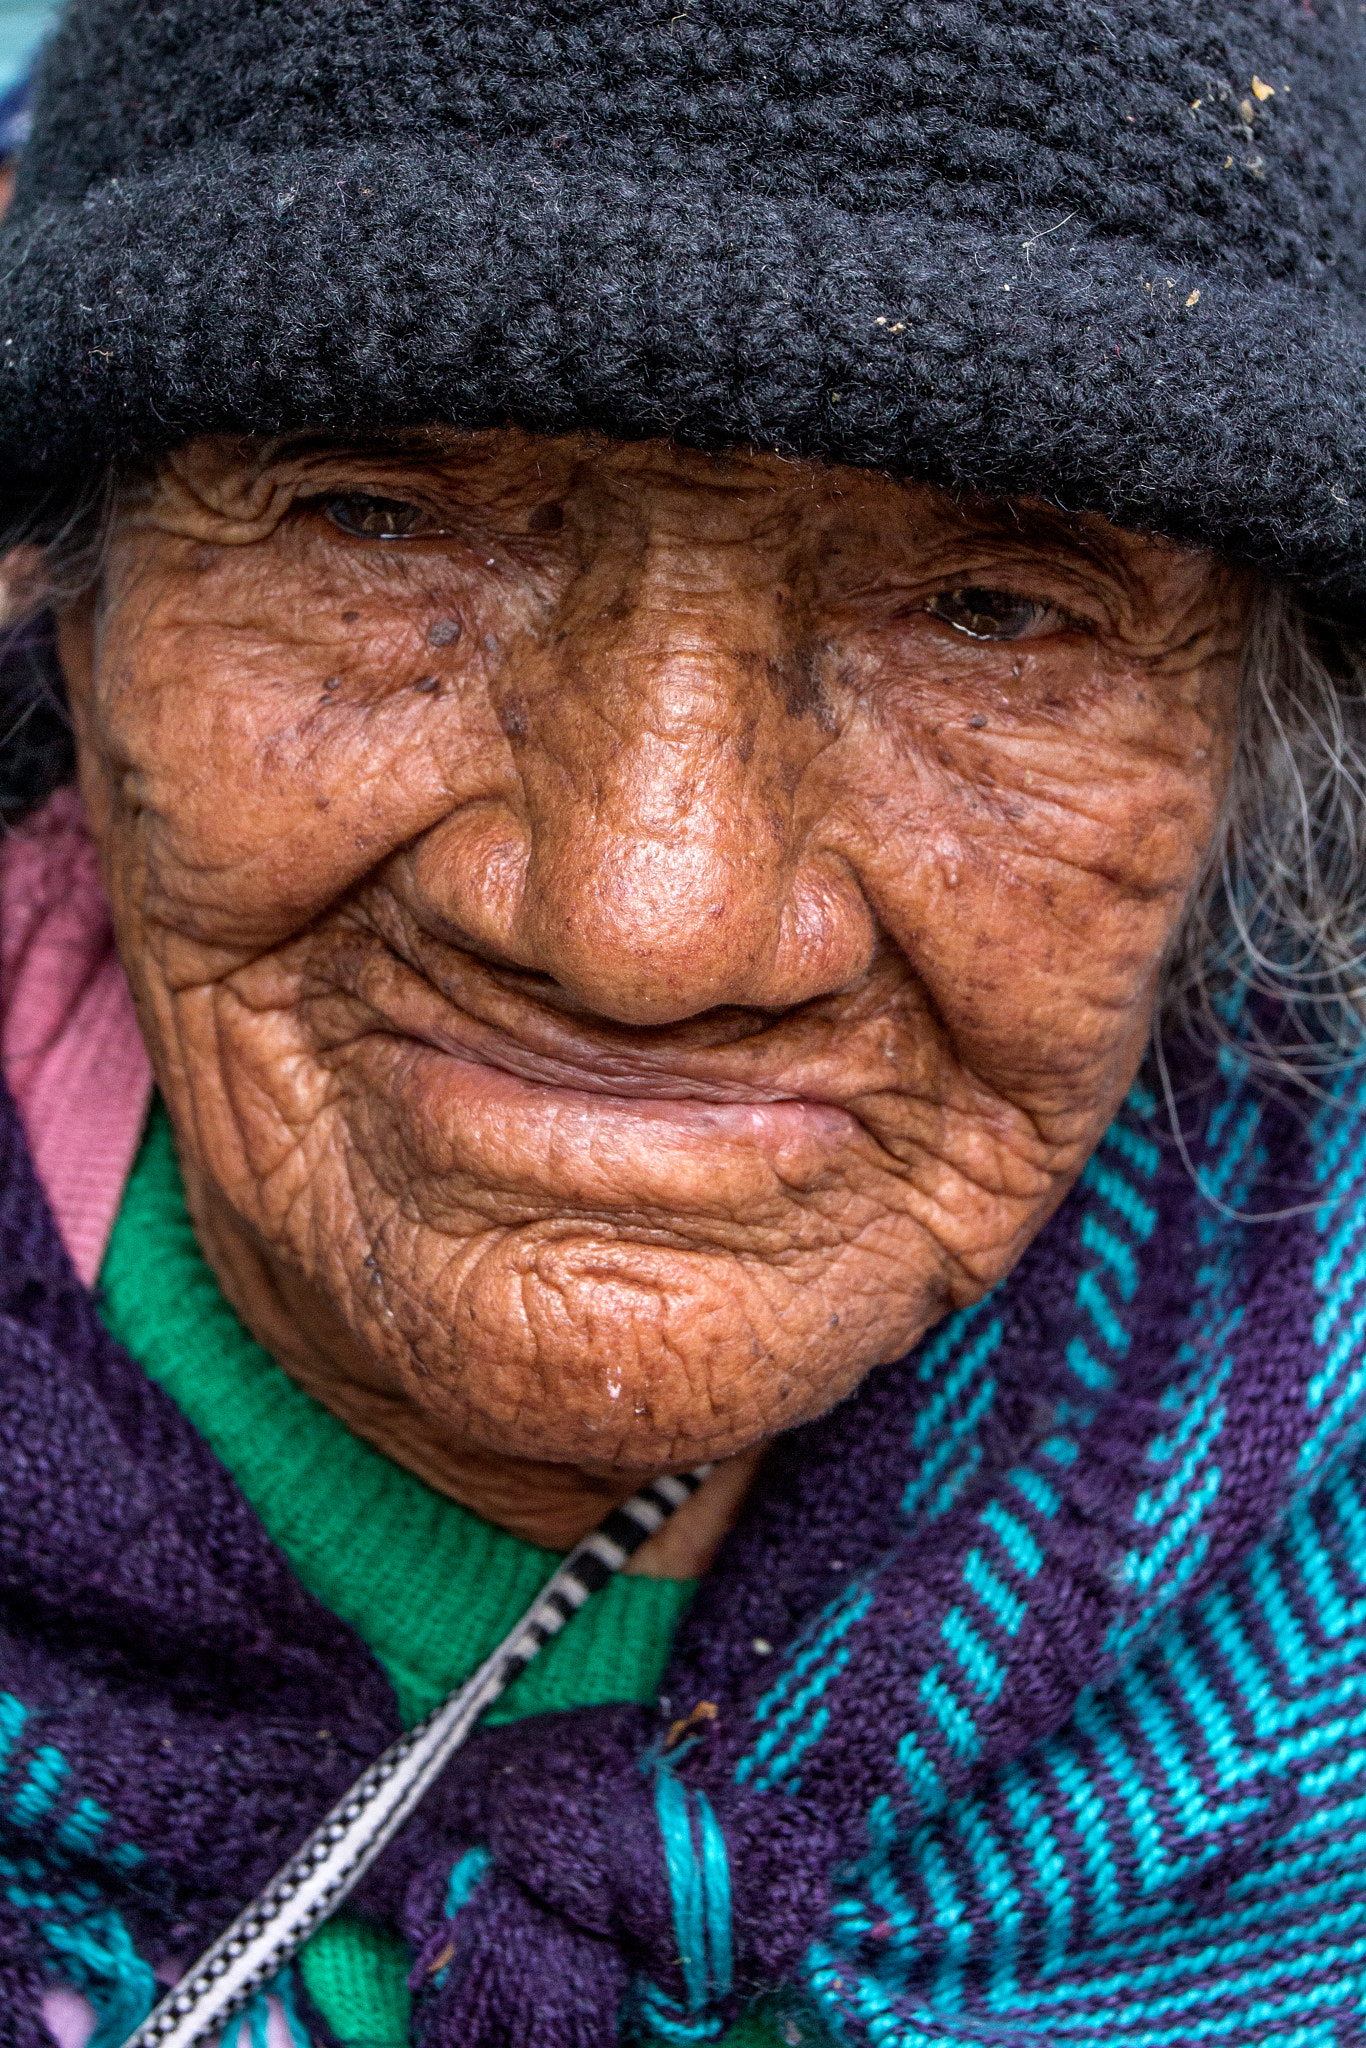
(321, 494), (437, 539)
(924, 587), (1058, 640)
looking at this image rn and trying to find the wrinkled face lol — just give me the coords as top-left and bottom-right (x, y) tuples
(60, 431), (1246, 1473)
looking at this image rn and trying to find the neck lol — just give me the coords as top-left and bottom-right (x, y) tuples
(179, 1164), (759, 1575)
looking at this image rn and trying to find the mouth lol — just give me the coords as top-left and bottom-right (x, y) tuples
(331, 948), (865, 1212)
(309, 912), (912, 1219)
(391, 1039), (859, 1156)
(400, 998), (845, 1110)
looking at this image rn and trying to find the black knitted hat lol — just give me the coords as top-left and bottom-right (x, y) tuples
(0, 0), (1364, 604)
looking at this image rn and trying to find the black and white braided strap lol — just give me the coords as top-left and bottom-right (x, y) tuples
(121, 1466), (712, 2048)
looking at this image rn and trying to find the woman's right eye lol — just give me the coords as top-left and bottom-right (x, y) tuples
(321, 494), (434, 539)
(924, 587), (1058, 640)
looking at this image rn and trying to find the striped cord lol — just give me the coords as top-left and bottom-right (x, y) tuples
(120, 1466), (712, 2048)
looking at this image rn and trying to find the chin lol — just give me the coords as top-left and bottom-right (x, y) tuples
(343, 1219), (950, 1471)
(384, 1300), (876, 1473)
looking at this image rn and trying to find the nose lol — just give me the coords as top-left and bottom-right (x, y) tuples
(506, 605), (875, 1026)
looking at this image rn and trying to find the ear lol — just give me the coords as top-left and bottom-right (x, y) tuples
(53, 591), (97, 725)
(52, 587), (99, 759)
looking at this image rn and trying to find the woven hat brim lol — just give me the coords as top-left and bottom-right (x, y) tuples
(1, 143), (1362, 605)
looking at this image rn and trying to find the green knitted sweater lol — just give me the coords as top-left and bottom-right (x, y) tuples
(98, 1107), (777, 2047)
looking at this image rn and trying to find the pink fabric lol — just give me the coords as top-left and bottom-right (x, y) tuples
(0, 787), (153, 1284)
(38, 1989), (95, 2048)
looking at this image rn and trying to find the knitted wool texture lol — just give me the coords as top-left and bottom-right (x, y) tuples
(7, 1023), (1366, 2046)
(0, 0), (1364, 606)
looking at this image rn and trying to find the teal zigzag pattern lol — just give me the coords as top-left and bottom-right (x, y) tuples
(0, 1692), (157, 2041)
(1107, 1048), (1266, 1663)
(735, 1577), (877, 1794)
(1065, 1079), (1163, 1402)
(805, 1441), (1366, 2046)
(790, 1044), (1366, 2047)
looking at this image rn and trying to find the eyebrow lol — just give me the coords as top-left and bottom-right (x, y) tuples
(257, 428), (492, 475)
(943, 492), (1187, 589)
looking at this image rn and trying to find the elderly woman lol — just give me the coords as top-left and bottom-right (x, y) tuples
(0, 2), (1364, 2046)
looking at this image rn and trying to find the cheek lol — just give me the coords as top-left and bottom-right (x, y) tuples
(85, 557), (516, 949)
(830, 672), (1226, 1075)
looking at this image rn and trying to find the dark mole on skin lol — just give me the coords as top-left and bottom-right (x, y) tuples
(427, 618), (461, 647)
(525, 502), (565, 534)
(322, 676), (341, 692)
(342, 610), (360, 625)
(969, 715), (988, 728)
(413, 675), (441, 694)
(498, 695), (529, 742)
(782, 641), (838, 732)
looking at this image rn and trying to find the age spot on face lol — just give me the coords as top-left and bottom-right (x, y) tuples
(780, 640), (839, 732)
(498, 693), (529, 741)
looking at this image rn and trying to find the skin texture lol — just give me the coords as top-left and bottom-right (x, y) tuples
(53, 429), (1248, 1562)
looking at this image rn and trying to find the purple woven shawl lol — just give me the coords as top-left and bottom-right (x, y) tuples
(2, 1032), (1364, 2048)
